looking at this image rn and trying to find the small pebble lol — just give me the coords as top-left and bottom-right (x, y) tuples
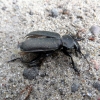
(84, 53), (90, 58)
(83, 95), (91, 100)
(98, 78), (100, 81)
(62, 9), (69, 15)
(88, 36), (95, 41)
(58, 89), (64, 95)
(61, 16), (65, 19)
(93, 82), (100, 92)
(23, 67), (39, 80)
(51, 8), (59, 17)
(1, 7), (7, 10)
(13, 5), (19, 11)
(0, 50), (3, 53)
(89, 25), (100, 36)
(77, 15), (83, 19)
(71, 82), (80, 92)
(50, 80), (55, 86)
(8, 78), (13, 83)
(97, 97), (100, 100)
(29, 11), (34, 15)
(13, 0), (17, 4)
(40, 72), (48, 77)
(92, 60), (99, 70)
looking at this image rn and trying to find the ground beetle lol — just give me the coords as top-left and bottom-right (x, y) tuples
(8, 31), (89, 74)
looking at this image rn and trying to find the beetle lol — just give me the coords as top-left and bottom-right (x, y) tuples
(8, 31), (89, 74)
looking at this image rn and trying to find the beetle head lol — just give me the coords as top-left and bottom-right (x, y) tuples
(62, 34), (90, 66)
(62, 34), (80, 51)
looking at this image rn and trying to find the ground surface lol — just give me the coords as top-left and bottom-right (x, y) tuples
(0, 0), (100, 100)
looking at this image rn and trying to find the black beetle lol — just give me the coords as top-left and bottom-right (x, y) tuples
(8, 31), (89, 74)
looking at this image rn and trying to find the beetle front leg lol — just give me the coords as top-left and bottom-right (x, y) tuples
(63, 48), (80, 75)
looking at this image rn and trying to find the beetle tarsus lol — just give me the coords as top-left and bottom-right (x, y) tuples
(72, 66), (80, 75)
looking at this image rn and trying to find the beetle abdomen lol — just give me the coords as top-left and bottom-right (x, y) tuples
(20, 38), (62, 52)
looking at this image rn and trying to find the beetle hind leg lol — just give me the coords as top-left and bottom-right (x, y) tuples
(7, 53), (44, 68)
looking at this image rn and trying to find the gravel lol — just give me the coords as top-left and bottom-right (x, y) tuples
(0, 0), (100, 100)
(71, 82), (80, 92)
(50, 8), (59, 17)
(93, 82), (100, 92)
(23, 67), (39, 80)
(89, 25), (100, 36)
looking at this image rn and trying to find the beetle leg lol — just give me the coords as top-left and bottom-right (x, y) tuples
(28, 53), (45, 67)
(7, 57), (21, 63)
(75, 38), (84, 41)
(8, 52), (54, 67)
(63, 48), (80, 75)
(7, 53), (43, 67)
(28, 51), (55, 67)
(27, 52), (53, 67)
(71, 35), (84, 41)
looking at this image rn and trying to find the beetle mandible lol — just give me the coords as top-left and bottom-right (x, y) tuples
(9, 31), (89, 74)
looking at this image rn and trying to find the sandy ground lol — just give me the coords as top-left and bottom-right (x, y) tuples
(0, 0), (100, 100)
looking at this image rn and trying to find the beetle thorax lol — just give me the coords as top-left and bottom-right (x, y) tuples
(62, 35), (75, 49)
